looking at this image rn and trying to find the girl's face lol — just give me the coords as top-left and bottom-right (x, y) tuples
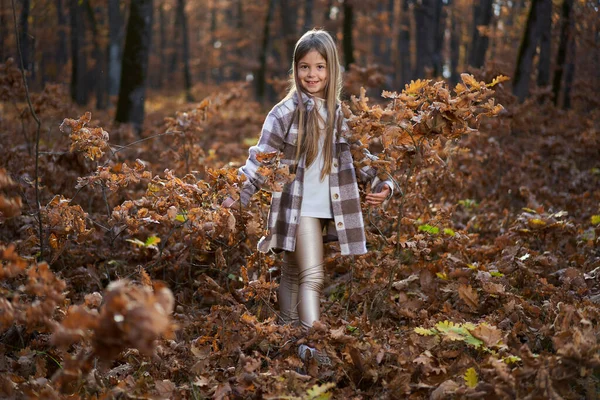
(297, 50), (328, 99)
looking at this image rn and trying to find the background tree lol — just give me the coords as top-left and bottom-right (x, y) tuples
(107, 0), (124, 96)
(342, 0), (354, 69)
(18, 0), (31, 72)
(70, 0), (87, 105)
(256, 0), (275, 102)
(468, 0), (494, 69)
(177, 0), (193, 102)
(115, 0), (154, 133)
(513, 0), (541, 102)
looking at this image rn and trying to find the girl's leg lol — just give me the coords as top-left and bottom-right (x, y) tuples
(294, 217), (325, 330)
(279, 252), (299, 325)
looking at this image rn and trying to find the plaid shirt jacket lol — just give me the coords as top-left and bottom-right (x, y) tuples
(239, 92), (393, 256)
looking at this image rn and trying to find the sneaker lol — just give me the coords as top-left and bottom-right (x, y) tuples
(298, 344), (332, 366)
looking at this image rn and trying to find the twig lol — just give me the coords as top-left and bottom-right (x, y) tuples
(12, 0), (44, 260)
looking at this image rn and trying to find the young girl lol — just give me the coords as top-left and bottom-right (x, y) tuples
(224, 29), (393, 359)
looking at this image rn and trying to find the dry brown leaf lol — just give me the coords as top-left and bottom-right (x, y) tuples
(458, 284), (479, 310)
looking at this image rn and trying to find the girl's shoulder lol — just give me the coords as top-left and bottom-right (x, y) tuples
(271, 97), (297, 118)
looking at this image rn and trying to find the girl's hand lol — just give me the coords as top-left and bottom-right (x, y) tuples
(222, 197), (238, 209)
(366, 184), (391, 206)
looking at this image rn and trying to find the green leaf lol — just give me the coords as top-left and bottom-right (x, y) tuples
(503, 355), (522, 364)
(346, 325), (358, 333)
(418, 224), (439, 234)
(466, 263), (478, 270)
(591, 215), (600, 225)
(175, 213), (187, 222)
(464, 367), (478, 388)
(443, 228), (456, 236)
(145, 235), (161, 247)
(490, 271), (504, 277)
(126, 238), (146, 248)
(414, 327), (437, 336)
(305, 382), (336, 400)
(462, 333), (484, 349)
(436, 272), (449, 280)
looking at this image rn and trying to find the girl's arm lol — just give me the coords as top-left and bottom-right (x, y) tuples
(237, 108), (288, 206)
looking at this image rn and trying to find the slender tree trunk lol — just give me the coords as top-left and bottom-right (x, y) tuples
(232, 0), (244, 80)
(563, 17), (575, 109)
(256, 0), (275, 101)
(432, 0), (444, 76)
(552, 0), (573, 106)
(281, 0), (296, 64)
(85, 1), (108, 109)
(115, 0), (154, 133)
(397, 0), (411, 87)
(536, 0), (552, 87)
(177, 0), (193, 101)
(55, 0), (68, 75)
(158, 1), (166, 87)
(414, 0), (436, 78)
(70, 0), (87, 105)
(469, 0), (494, 68)
(449, 7), (460, 85)
(1, 0), (7, 61)
(513, 0), (541, 102)
(383, 0), (394, 67)
(18, 0), (30, 71)
(342, 1), (354, 69)
(108, 0), (123, 96)
(303, 0), (313, 31)
(209, 2), (219, 83)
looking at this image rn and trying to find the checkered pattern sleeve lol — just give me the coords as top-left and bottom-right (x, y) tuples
(238, 108), (287, 206)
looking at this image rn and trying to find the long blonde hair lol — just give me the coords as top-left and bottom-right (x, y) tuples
(284, 29), (342, 180)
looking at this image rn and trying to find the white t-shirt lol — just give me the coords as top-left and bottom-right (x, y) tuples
(300, 98), (333, 219)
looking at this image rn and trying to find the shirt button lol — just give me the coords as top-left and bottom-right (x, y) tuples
(337, 222), (343, 228)
(333, 193), (339, 200)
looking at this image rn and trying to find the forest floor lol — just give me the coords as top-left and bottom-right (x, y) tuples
(1, 69), (599, 399)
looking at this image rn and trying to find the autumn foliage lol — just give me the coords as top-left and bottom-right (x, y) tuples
(1, 63), (599, 399)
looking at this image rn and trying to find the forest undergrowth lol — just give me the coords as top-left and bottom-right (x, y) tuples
(1, 59), (599, 399)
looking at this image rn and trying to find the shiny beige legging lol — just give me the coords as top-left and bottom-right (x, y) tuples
(279, 217), (326, 330)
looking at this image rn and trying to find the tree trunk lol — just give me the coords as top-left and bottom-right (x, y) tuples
(233, 0), (244, 80)
(562, 17), (575, 109)
(414, 0), (436, 78)
(18, 0), (31, 71)
(256, 0), (275, 101)
(397, 0), (411, 87)
(177, 0), (193, 101)
(468, 0), (494, 69)
(432, 0), (444, 77)
(536, 0), (552, 87)
(281, 0), (296, 64)
(303, 0), (313, 31)
(85, 1), (108, 109)
(513, 0), (541, 102)
(70, 0), (87, 105)
(209, 2), (220, 83)
(55, 0), (69, 75)
(157, 1), (167, 87)
(342, 1), (354, 69)
(449, 6), (460, 86)
(1, 0), (7, 62)
(115, 0), (154, 133)
(108, 0), (124, 96)
(552, 0), (573, 106)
